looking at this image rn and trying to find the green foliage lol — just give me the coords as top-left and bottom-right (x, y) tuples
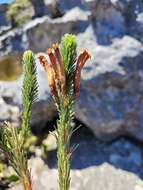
(60, 34), (77, 73)
(0, 161), (3, 173)
(0, 172), (19, 189)
(56, 34), (77, 190)
(60, 34), (77, 94)
(0, 50), (38, 189)
(6, 0), (32, 27)
(6, 174), (19, 183)
(0, 122), (26, 177)
(21, 50), (38, 145)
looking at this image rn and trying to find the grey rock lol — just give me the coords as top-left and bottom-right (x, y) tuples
(75, 26), (143, 142)
(30, 0), (46, 17)
(0, 4), (11, 42)
(8, 136), (143, 190)
(106, 138), (143, 170)
(0, 97), (20, 127)
(83, 0), (143, 44)
(44, 0), (62, 18)
(122, 0), (143, 40)
(129, 152), (142, 167)
(83, 0), (126, 44)
(58, 0), (85, 12)
(11, 162), (143, 190)
(25, 7), (89, 52)
(0, 7), (89, 57)
(0, 28), (25, 57)
(0, 4), (10, 28)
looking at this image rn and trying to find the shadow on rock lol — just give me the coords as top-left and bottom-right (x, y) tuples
(44, 122), (143, 180)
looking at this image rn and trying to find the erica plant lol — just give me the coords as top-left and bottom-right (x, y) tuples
(37, 33), (90, 190)
(0, 51), (38, 190)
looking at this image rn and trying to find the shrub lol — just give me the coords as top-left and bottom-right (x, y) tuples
(6, 0), (32, 27)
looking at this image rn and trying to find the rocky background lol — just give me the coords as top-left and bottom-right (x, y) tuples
(1, 0), (143, 190)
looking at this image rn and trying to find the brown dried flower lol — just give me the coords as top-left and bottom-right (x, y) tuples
(53, 43), (66, 95)
(36, 45), (90, 99)
(74, 49), (91, 96)
(36, 53), (57, 96)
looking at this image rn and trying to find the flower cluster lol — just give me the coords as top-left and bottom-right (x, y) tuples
(37, 43), (90, 98)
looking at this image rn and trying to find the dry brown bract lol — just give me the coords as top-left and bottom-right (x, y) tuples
(36, 44), (90, 98)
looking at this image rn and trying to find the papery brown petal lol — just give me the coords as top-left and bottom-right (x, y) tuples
(36, 53), (49, 72)
(53, 43), (66, 95)
(46, 66), (57, 97)
(75, 50), (86, 70)
(74, 50), (90, 96)
(78, 50), (91, 69)
(37, 53), (57, 97)
(73, 70), (81, 97)
(47, 48), (57, 77)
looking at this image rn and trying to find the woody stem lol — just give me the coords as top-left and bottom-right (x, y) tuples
(21, 171), (32, 190)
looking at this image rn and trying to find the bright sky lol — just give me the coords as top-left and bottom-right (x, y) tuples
(0, 0), (14, 4)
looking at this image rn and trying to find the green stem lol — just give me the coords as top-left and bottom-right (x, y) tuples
(57, 104), (72, 190)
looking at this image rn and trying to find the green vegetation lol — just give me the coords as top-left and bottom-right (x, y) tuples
(0, 51), (38, 190)
(37, 33), (90, 190)
(6, 0), (46, 27)
(0, 33), (90, 190)
(6, 0), (32, 27)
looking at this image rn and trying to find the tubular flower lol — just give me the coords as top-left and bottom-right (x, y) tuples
(74, 49), (91, 96)
(37, 53), (57, 97)
(46, 48), (57, 79)
(36, 53), (49, 71)
(36, 45), (90, 99)
(52, 43), (66, 95)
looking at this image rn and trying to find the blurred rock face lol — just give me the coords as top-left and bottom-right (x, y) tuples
(0, 0), (143, 142)
(83, 0), (143, 44)
(0, 4), (8, 26)
(76, 33), (143, 141)
(8, 136), (143, 190)
(0, 4), (11, 35)
(0, 53), (22, 81)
